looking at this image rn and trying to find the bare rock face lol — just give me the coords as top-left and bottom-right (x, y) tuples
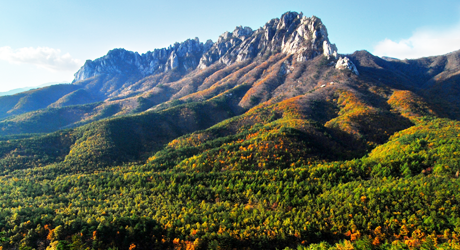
(167, 51), (179, 71)
(198, 11), (338, 69)
(74, 11), (339, 81)
(323, 41), (338, 59)
(233, 26), (253, 39)
(335, 57), (359, 75)
(73, 38), (210, 82)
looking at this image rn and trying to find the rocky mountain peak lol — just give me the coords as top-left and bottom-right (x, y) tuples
(232, 26), (253, 40)
(276, 11), (301, 30)
(73, 11), (339, 82)
(198, 11), (338, 69)
(217, 26), (253, 43)
(73, 38), (211, 82)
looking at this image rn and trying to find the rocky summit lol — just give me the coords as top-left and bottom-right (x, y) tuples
(73, 12), (345, 82)
(73, 37), (210, 82)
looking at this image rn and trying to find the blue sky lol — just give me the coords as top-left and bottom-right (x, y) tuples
(0, 0), (459, 92)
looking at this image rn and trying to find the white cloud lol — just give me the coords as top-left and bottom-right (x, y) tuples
(0, 46), (82, 71)
(373, 23), (460, 59)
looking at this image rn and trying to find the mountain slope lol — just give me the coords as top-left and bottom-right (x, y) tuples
(349, 50), (460, 118)
(0, 13), (459, 135)
(0, 12), (341, 133)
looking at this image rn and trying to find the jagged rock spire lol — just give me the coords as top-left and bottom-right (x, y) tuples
(73, 38), (209, 82)
(73, 11), (339, 82)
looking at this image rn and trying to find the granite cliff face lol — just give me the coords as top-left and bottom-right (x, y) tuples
(336, 57), (359, 75)
(197, 12), (339, 68)
(73, 12), (346, 83)
(73, 38), (211, 82)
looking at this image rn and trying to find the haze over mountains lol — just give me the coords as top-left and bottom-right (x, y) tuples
(1, 11), (460, 249)
(0, 82), (66, 97)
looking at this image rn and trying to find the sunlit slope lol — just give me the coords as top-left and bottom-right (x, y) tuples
(0, 86), (249, 174)
(147, 86), (418, 173)
(1, 49), (459, 136)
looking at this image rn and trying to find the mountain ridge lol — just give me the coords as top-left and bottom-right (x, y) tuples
(0, 82), (65, 97)
(72, 12), (338, 85)
(0, 10), (458, 138)
(0, 12), (352, 134)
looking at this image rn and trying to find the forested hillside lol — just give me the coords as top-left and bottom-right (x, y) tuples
(1, 11), (460, 250)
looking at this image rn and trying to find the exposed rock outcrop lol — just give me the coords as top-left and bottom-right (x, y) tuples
(198, 12), (338, 68)
(323, 41), (338, 59)
(73, 38), (211, 82)
(335, 57), (359, 75)
(74, 11), (339, 82)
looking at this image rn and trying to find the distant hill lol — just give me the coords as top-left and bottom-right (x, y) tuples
(0, 82), (67, 96)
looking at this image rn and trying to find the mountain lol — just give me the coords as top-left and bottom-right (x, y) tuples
(0, 87), (37, 97)
(0, 12), (342, 134)
(0, 13), (459, 135)
(1, 11), (460, 250)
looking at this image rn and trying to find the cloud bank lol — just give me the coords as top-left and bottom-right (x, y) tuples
(373, 23), (460, 59)
(0, 46), (82, 71)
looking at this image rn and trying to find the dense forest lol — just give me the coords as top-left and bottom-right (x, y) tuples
(1, 80), (460, 249)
